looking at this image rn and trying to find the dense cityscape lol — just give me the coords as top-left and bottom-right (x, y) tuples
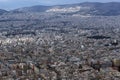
(0, 2), (120, 80)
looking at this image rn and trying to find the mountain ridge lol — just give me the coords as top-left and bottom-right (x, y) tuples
(1, 2), (120, 16)
(0, 9), (8, 15)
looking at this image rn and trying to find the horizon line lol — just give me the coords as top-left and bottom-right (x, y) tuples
(2, 1), (120, 11)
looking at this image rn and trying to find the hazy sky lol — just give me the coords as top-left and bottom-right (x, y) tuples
(0, 0), (120, 10)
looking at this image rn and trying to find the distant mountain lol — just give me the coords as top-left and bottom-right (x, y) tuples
(0, 9), (7, 15)
(13, 5), (51, 13)
(77, 2), (120, 16)
(11, 2), (120, 16)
